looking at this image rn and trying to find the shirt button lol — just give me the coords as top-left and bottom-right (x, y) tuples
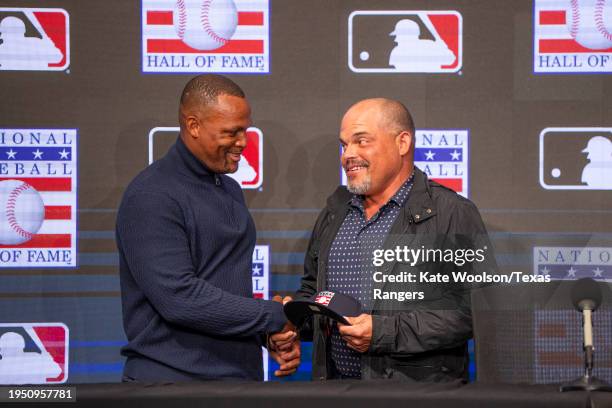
(415, 214), (420, 220)
(426, 208), (432, 214)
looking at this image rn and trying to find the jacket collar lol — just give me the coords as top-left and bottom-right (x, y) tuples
(173, 136), (219, 182)
(327, 167), (436, 224)
(404, 167), (436, 224)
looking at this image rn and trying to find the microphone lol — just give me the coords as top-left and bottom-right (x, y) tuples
(561, 278), (612, 392)
(571, 277), (602, 351)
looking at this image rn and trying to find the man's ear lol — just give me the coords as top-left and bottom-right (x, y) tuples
(184, 113), (200, 139)
(397, 131), (412, 156)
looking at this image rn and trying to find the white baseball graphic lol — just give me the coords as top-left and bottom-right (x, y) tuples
(567, 0), (612, 50)
(174, 0), (238, 51)
(0, 180), (45, 245)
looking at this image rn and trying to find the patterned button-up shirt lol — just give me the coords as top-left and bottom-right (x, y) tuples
(326, 175), (414, 378)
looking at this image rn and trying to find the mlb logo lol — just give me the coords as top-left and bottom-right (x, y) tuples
(142, 0), (269, 73)
(340, 129), (469, 197)
(534, 0), (612, 73)
(348, 10), (462, 73)
(0, 129), (78, 268)
(0, 323), (69, 384)
(533, 246), (612, 281)
(539, 127), (612, 190)
(149, 126), (263, 189)
(315, 292), (334, 306)
(0, 8), (69, 71)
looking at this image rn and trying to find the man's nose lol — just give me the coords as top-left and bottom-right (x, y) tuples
(342, 143), (358, 161)
(235, 131), (248, 148)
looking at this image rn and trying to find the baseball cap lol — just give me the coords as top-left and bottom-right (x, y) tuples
(284, 291), (361, 326)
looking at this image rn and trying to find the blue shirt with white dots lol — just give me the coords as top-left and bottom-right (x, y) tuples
(326, 175), (414, 378)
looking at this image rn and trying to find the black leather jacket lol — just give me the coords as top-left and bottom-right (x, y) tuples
(296, 167), (493, 381)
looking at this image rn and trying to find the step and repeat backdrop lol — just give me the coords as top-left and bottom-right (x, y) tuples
(0, 0), (611, 383)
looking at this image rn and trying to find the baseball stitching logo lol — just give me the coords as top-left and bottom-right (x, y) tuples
(0, 128), (78, 268)
(142, 0), (270, 73)
(174, 0), (238, 51)
(534, 0), (612, 73)
(0, 180), (45, 245)
(315, 292), (335, 306)
(569, 0), (612, 49)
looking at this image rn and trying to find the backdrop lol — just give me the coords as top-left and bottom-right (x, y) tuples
(0, 0), (611, 383)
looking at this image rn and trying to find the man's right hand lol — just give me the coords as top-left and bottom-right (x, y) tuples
(269, 295), (297, 352)
(268, 295), (300, 376)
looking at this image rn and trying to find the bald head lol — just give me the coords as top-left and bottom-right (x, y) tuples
(343, 98), (415, 138)
(179, 74), (246, 130)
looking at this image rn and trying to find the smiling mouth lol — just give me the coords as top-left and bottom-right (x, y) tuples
(345, 161), (369, 175)
(228, 152), (242, 162)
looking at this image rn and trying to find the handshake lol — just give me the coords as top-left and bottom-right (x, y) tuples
(268, 295), (301, 377)
(267, 294), (373, 377)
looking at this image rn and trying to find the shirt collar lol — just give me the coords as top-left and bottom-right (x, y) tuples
(348, 171), (415, 211)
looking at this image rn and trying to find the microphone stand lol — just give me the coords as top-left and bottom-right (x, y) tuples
(560, 308), (612, 392)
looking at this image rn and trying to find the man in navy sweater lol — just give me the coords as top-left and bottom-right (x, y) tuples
(116, 75), (300, 382)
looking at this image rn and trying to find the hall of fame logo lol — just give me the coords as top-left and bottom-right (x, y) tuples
(0, 323), (69, 384)
(348, 10), (462, 73)
(539, 127), (612, 190)
(0, 129), (77, 268)
(315, 291), (334, 306)
(251, 245), (270, 379)
(534, 246), (612, 280)
(340, 129), (469, 197)
(0, 8), (69, 71)
(252, 245), (269, 299)
(534, 0), (612, 73)
(142, 0), (269, 73)
(148, 126), (263, 189)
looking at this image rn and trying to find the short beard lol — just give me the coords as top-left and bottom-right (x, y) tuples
(347, 173), (371, 195)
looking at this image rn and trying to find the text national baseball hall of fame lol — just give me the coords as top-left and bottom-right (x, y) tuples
(0, 129), (78, 268)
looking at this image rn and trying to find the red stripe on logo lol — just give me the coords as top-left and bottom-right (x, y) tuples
(33, 326), (66, 382)
(147, 39), (263, 53)
(428, 14), (460, 70)
(0, 234), (71, 248)
(146, 11), (263, 26)
(33, 11), (67, 68)
(147, 11), (174, 25)
(539, 39), (612, 53)
(0, 178), (71, 192)
(45, 206), (71, 220)
(238, 12), (264, 26)
(431, 178), (463, 192)
(539, 11), (566, 25)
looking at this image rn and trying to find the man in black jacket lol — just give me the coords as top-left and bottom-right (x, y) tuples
(293, 98), (492, 381)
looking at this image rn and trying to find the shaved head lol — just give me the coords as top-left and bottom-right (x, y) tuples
(179, 74), (246, 129)
(340, 97), (415, 202)
(344, 98), (415, 138)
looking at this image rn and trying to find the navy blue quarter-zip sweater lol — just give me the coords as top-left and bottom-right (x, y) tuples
(116, 137), (286, 381)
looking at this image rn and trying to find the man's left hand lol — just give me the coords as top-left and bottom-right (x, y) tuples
(270, 339), (301, 377)
(338, 313), (372, 353)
